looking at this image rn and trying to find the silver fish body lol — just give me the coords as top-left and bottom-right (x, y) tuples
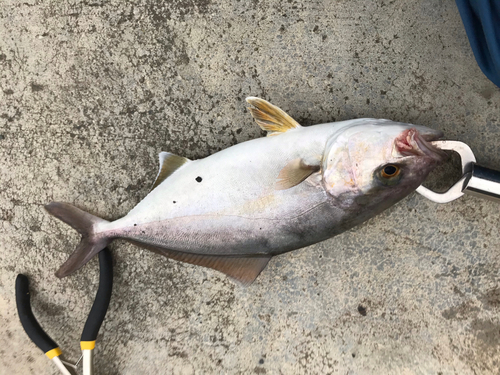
(46, 98), (445, 283)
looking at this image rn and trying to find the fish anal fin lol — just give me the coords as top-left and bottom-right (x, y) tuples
(128, 240), (271, 285)
(276, 158), (321, 190)
(151, 152), (191, 192)
(246, 97), (301, 136)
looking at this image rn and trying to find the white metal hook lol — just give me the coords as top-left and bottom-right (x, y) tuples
(416, 141), (476, 203)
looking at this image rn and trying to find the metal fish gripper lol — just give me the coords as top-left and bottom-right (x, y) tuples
(417, 140), (500, 203)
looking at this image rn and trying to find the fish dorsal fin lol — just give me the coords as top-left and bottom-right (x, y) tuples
(275, 157), (321, 190)
(127, 240), (271, 285)
(151, 152), (191, 191)
(246, 97), (302, 136)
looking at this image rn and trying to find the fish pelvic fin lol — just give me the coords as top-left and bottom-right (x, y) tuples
(45, 202), (111, 278)
(246, 97), (302, 136)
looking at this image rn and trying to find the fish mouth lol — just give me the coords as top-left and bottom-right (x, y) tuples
(395, 128), (447, 162)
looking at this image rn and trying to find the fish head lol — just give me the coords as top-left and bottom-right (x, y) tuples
(322, 121), (446, 208)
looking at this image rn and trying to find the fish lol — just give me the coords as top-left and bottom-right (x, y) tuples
(45, 97), (446, 284)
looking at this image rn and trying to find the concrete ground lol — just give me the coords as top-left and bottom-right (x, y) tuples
(1, 0), (499, 374)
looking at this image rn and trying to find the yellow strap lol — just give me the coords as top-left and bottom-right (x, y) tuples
(80, 341), (96, 350)
(45, 347), (62, 359)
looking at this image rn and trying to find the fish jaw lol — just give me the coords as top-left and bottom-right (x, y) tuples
(393, 128), (446, 162)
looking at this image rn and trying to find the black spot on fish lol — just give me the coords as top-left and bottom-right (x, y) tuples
(352, 353), (356, 358)
(357, 305), (367, 316)
(259, 359), (264, 365)
(196, 176), (202, 183)
(134, 224), (137, 226)
(173, 201), (176, 204)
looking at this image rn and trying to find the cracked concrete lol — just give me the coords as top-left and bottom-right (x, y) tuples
(1, 0), (499, 374)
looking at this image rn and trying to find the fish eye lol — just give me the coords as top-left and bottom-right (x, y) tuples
(381, 165), (400, 178)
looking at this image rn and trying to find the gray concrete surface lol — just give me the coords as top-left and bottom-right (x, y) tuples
(1, 0), (499, 374)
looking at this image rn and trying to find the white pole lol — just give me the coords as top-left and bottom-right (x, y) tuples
(52, 357), (72, 375)
(82, 349), (94, 375)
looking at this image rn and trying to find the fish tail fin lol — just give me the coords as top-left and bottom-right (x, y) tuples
(45, 202), (111, 278)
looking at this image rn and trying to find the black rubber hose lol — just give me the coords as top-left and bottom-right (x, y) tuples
(15, 274), (59, 354)
(80, 248), (113, 342)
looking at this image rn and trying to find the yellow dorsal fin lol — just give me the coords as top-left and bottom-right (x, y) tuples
(246, 97), (302, 136)
(151, 152), (191, 191)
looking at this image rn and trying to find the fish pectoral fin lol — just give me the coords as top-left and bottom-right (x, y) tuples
(127, 240), (271, 285)
(246, 97), (302, 136)
(150, 152), (191, 192)
(275, 158), (321, 190)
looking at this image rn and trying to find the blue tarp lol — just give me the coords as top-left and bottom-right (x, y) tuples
(456, 0), (500, 87)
